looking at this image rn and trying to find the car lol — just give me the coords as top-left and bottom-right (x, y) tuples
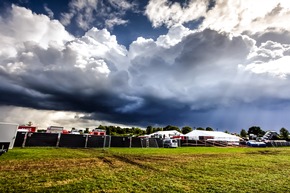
(163, 139), (178, 148)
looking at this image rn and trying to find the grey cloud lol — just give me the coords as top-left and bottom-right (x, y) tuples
(250, 29), (290, 46)
(176, 29), (252, 66)
(128, 29), (253, 106)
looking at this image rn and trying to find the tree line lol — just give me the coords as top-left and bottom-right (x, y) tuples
(92, 125), (217, 136)
(240, 126), (290, 140)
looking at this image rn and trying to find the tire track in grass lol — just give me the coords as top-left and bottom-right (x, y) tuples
(112, 154), (160, 171)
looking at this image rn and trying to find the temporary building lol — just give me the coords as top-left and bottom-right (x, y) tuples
(0, 122), (19, 150)
(185, 130), (240, 143)
(150, 130), (182, 138)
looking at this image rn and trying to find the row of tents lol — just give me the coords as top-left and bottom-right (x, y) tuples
(147, 130), (241, 145)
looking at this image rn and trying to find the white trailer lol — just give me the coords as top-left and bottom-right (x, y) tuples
(0, 122), (19, 155)
(46, 126), (64, 133)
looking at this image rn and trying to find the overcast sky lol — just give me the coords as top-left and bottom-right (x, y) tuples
(1, 0), (290, 132)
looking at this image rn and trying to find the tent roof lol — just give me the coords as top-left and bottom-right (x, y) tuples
(185, 130), (240, 140)
(151, 130), (182, 135)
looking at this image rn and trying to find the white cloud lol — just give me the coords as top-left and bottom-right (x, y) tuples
(145, 0), (290, 41)
(0, 5), (73, 59)
(239, 40), (290, 79)
(201, 0), (290, 35)
(105, 18), (128, 29)
(145, 0), (208, 28)
(156, 24), (192, 48)
(44, 4), (54, 19)
(243, 56), (290, 79)
(108, 0), (137, 11)
(0, 5), (128, 79)
(60, 0), (136, 30)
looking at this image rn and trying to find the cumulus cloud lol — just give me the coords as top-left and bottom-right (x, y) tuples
(0, 5), (73, 58)
(243, 56), (290, 79)
(0, 5), (130, 123)
(129, 28), (254, 107)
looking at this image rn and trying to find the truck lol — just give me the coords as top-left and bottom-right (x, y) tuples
(0, 122), (19, 156)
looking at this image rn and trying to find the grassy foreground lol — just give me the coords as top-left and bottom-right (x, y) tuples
(1, 147), (290, 193)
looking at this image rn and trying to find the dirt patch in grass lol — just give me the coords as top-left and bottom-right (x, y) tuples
(112, 154), (160, 171)
(0, 158), (105, 172)
(246, 149), (282, 155)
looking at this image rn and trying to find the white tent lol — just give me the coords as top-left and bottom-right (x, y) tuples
(185, 130), (240, 142)
(150, 130), (182, 138)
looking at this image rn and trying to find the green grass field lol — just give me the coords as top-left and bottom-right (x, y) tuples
(1, 147), (290, 193)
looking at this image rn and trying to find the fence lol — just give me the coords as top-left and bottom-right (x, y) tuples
(14, 132), (249, 148)
(179, 139), (238, 147)
(265, 140), (290, 147)
(14, 132), (163, 148)
(15, 132), (110, 148)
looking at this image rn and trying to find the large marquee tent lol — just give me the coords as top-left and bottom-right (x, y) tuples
(185, 130), (240, 143)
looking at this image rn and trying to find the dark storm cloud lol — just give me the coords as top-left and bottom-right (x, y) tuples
(84, 96), (195, 127)
(176, 29), (251, 66)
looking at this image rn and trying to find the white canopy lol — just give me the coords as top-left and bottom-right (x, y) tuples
(185, 130), (240, 142)
(150, 130), (182, 138)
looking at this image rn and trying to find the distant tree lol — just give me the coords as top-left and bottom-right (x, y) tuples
(98, 125), (106, 130)
(125, 127), (131, 134)
(182, 126), (192, 134)
(224, 130), (229, 134)
(248, 126), (265, 137)
(175, 127), (182, 133)
(163, 125), (181, 132)
(84, 128), (89, 133)
(105, 126), (111, 135)
(280, 127), (289, 140)
(133, 127), (145, 136)
(196, 127), (205, 130)
(205, 127), (214, 131)
(240, 129), (247, 138)
(109, 126), (117, 134)
(146, 126), (153, 134)
(153, 127), (163, 132)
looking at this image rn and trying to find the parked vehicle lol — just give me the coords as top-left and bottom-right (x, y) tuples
(163, 139), (178, 148)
